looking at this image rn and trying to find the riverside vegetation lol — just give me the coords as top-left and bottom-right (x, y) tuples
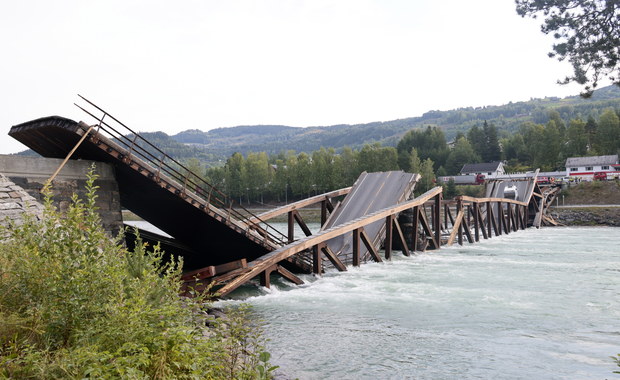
(0, 169), (277, 379)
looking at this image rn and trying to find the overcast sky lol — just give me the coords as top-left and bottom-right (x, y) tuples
(1, 0), (586, 154)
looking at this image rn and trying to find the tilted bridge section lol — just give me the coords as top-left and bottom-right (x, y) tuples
(9, 97), (559, 298)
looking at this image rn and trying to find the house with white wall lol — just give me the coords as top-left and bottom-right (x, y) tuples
(459, 161), (505, 179)
(565, 155), (619, 180)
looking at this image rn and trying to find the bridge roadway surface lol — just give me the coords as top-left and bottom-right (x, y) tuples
(322, 171), (418, 264)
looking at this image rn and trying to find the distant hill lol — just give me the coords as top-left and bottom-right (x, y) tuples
(163, 84), (620, 163)
(16, 85), (620, 166)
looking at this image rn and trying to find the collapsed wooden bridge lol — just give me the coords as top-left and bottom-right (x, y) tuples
(9, 97), (560, 298)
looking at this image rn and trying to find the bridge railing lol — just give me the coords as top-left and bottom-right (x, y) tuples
(74, 95), (289, 247)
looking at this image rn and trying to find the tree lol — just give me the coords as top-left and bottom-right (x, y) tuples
(482, 121), (502, 161)
(445, 137), (480, 175)
(565, 118), (588, 156)
(417, 158), (436, 193)
(516, 0), (620, 96)
(594, 108), (620, 154)
(585, 115), (598, 151)
(225, 152), (245, 202)
(541, 120), (562, 170)
(397, 126), (449, 171)
(409, 148), (422, 174)
(358, 143), (399, 173)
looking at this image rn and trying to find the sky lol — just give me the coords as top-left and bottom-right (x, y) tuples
(0, 0), (587, 154)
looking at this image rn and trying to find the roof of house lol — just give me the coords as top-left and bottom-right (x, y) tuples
(565, 155), (619, 167)
(459, 161), (502, 174)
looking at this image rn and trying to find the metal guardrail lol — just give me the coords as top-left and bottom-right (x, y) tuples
(74, 95), (289, 247)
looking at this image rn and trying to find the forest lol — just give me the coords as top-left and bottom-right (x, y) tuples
(195, 106), (620, 205)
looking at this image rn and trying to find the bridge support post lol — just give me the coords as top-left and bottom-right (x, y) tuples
(497, 201), (502, 236)
(486, 201), (493, 237)
(473, 202), (480, 242)
(312, 244), (323, 274)
(457, 198), (463, 246)
(385, 215), (393, 260)
(352, 228), (361, 267)
(260, 265), (276, 288)
(411, 206), (419, 252)
(434, 193), (442, 249)
(287, 211), (295, 243)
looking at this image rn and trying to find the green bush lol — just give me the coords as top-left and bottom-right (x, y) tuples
(0, 167), (275, 379)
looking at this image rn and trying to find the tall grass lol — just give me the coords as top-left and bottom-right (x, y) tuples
(0, 166), (275, 379)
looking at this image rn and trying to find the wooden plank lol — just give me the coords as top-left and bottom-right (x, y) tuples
(181, 265), (216, 282)
(213, 258), (247, 275)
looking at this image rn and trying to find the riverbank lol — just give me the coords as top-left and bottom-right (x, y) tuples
(550, 206), (620, 226)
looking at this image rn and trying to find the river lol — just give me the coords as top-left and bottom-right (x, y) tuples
(218, 226), (620, 379)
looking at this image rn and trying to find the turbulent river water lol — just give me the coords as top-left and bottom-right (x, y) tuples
(219, 226), (620, 379)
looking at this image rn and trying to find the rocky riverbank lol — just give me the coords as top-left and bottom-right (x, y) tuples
(549, 207), (620, 227)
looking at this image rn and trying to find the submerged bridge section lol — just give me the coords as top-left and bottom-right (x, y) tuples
(8, 97), (559, 299)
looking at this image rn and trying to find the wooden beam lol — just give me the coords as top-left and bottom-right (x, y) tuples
(321, 245), (347, 272)
(276, 265), (304, 285)
(393, 218), (410, 256)
(473, 202), (480, 242)
(293, 210), (313, 237)
(287, 211), (294, 242)
(446, 211), (464, 246)
(312, 244), (322, 274)
(489, 203), (499, 237)
(477, 205), (488, 239)
(248, 187), (351, 223)
(418, 207), (438, 250)
(360, 229), (382, 263)
(260, 265), (276, 287)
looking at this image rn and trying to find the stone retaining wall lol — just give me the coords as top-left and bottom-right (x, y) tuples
(549, 208), (620, 227)
(0, 173), (44, 228)
(0, 155), (122, 234)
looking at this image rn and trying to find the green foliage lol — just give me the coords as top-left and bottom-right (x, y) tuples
(397, 126), (449, 171)
(516, 0), (620, 95)
(0, 167), (275, 379)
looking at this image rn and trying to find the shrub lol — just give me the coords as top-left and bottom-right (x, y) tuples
(0, 167), (275, 379)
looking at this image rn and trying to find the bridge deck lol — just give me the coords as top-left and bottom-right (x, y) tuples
(10, 115), (280, 269)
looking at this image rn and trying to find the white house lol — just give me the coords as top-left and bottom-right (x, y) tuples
(459, 161), (505, 179)
(565, 155), (619, 180)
